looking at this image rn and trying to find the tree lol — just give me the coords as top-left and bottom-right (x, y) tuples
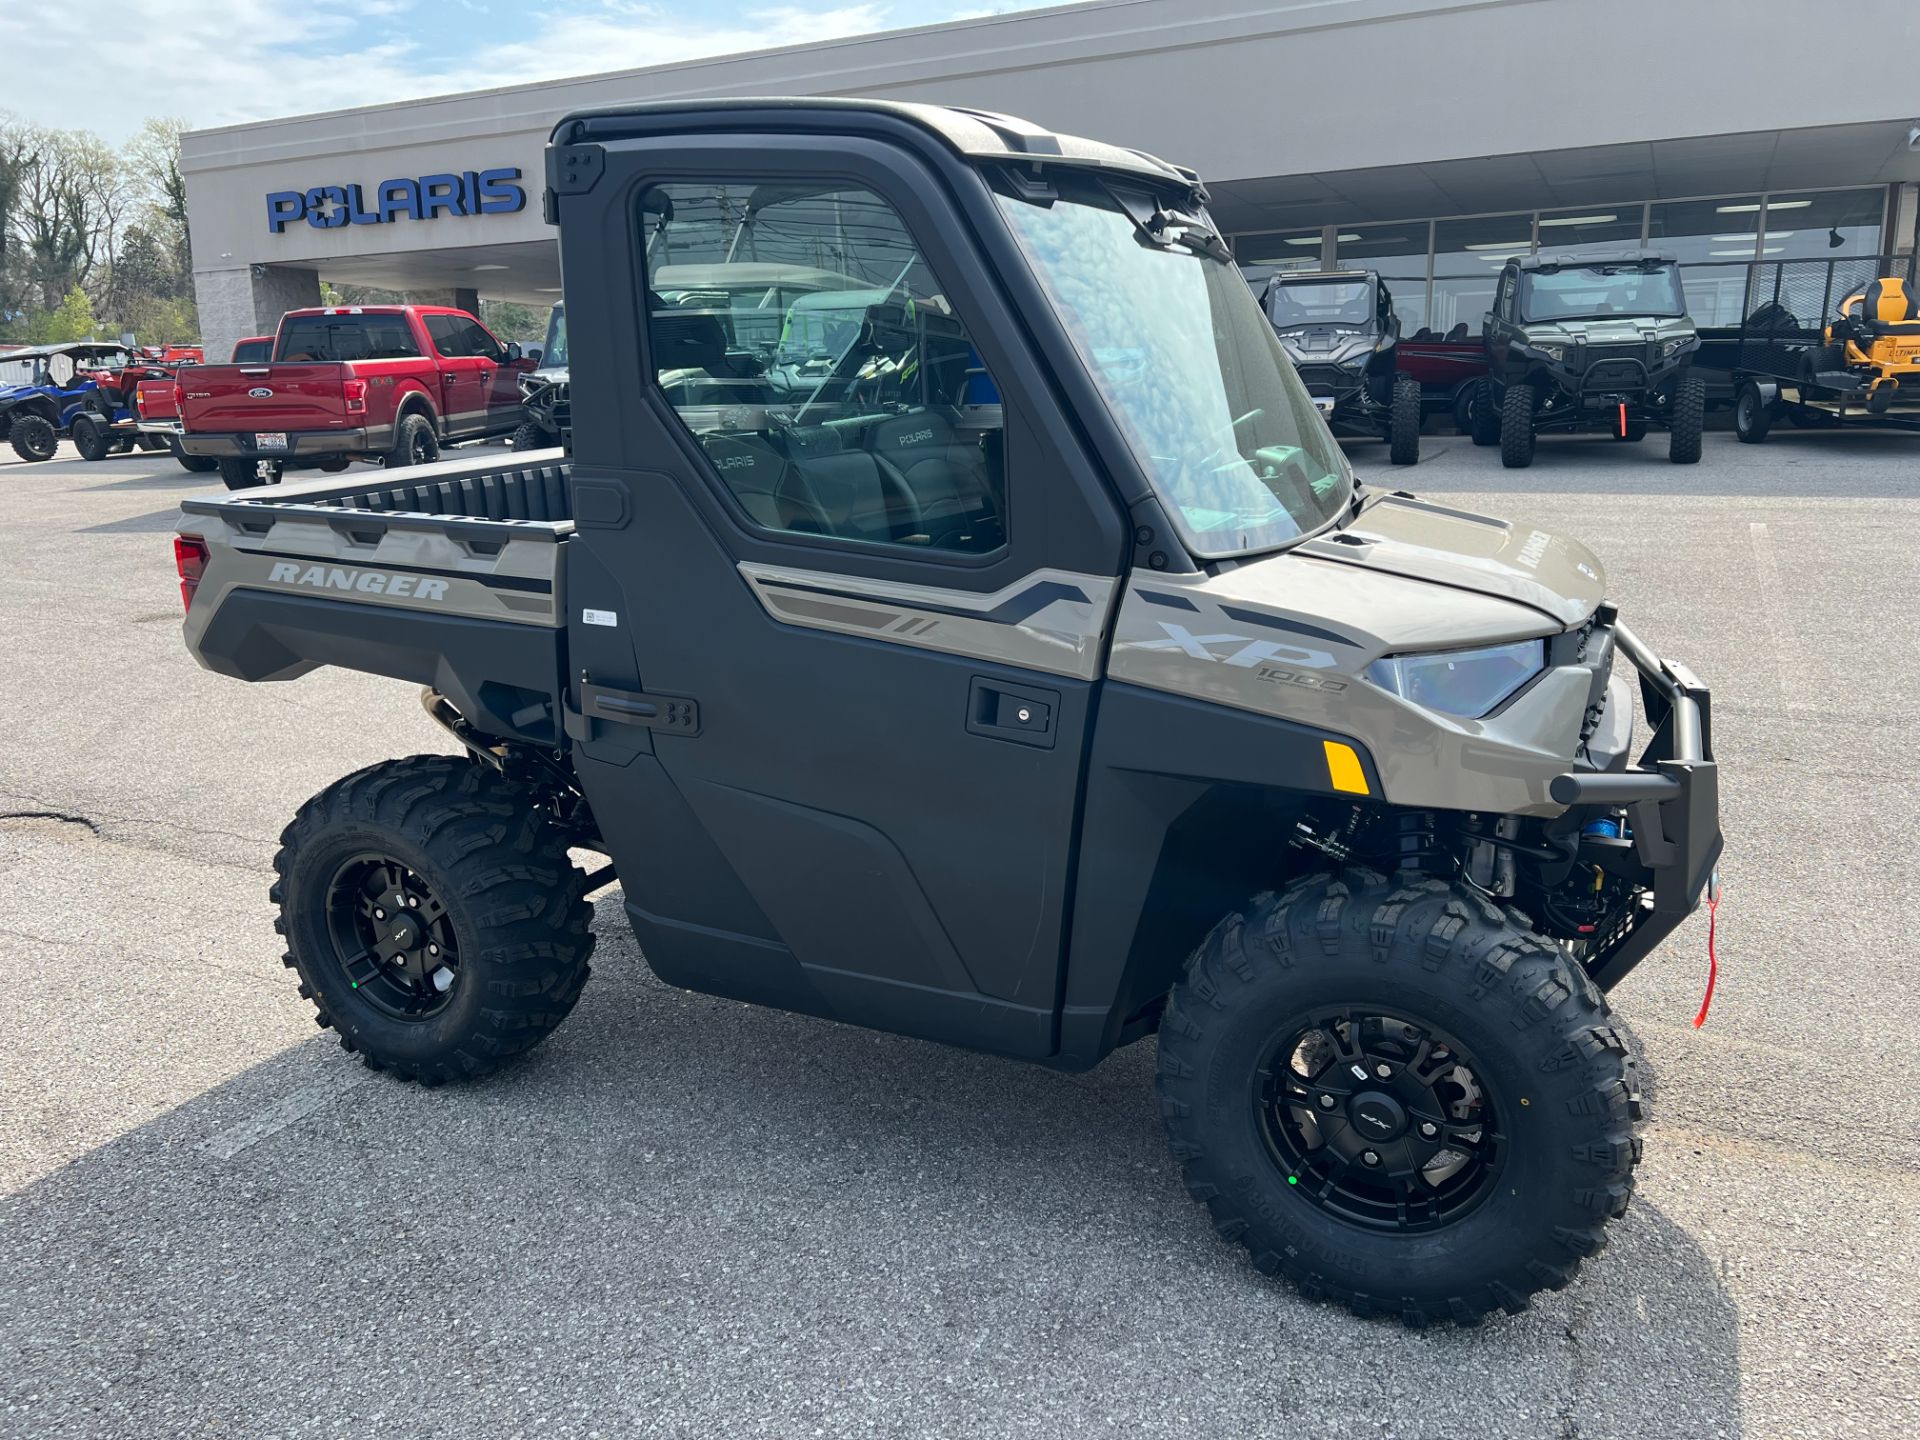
(24, 284), (97, 343)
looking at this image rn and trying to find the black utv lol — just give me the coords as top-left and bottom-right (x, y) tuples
(511, 302), (570, 452)
(1263, 270), (1421, 464)
(1473, 252), (1703, 468)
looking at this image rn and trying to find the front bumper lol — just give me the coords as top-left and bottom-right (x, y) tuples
(1548, 623), (1722, 989)
(179, 428), (373, 460)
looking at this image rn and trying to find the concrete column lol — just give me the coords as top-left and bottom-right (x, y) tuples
(193, 264), (322, 363)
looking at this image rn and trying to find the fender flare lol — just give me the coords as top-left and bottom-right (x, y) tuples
(1746, 378), (1779, 406)
(391, 385), (441, 435)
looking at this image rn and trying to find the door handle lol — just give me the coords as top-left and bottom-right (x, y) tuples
(966, 678), (1057, 749)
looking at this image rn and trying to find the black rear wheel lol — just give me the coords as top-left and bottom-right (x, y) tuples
(385, 412), (440, 469)
(1734, 383), (1773, 444)
(169, 438), (219, 473)
(1387, 374), (1421, 465)
(70, 414), (111, 462)
(1499, 382), (1535, 468)
(273, 755), (596, 1084)
(218, 457), (261, 490)
(1157, 872), (1640, 1327)
(9, 413), (59, 462)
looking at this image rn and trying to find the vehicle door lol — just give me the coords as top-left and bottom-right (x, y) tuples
(555, 137), (1129, 1059)
(422, 314), (490, 438)
(448, 314), (525, 434)
(1485, 267), (1519, 375)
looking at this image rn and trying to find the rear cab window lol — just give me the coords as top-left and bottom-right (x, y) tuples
(276, 313), (422, 362)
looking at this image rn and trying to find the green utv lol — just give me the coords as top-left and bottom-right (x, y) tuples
(174, 100), (1721, 1327)
(1474, 252), (1705, 467)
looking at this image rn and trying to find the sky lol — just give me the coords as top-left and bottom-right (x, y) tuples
(0, 0), (1054, 146)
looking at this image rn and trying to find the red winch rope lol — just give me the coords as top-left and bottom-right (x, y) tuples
(1692, 887), (1721, 1029)
(1617, 402), (1627, 438)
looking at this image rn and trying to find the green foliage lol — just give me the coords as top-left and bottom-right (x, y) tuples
(23, 285), (98, 342)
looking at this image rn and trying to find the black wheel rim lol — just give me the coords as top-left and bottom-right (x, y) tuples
(411, 430), (433, 464)
(1254, 1009), (1506, 1233)
(1738, 393), (1754, 430)
(323, 853), (461, 1019)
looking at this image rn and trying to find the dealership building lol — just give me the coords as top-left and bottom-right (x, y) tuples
(181, 0), (1920, 361)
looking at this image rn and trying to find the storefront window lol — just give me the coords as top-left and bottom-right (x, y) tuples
(1533, 206), (1646, 259)
(1431, 214), (1529, 338)
(1334, 221), (1431, 335)
(1648, 197), (1760, 263)
(1761, 189), (1885, 259)
(1233, 229), (1326, 270)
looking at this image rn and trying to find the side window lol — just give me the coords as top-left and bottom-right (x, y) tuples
(1495, 271), (1515, 322)
(639, 180), (1007, 557)
(451, 317), (505, 362)
(423, 314), (462, 355)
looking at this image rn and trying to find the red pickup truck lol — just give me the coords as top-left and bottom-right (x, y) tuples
(178, 306), (534, 489)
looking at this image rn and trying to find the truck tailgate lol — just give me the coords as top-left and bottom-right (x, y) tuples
(180, 362), (355, 432)
(178, 451), (573, 744)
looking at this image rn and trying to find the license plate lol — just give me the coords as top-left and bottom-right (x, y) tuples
(253, 432), (288, 451)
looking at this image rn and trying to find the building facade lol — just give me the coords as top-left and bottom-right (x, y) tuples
(182, 0), (1920, 359)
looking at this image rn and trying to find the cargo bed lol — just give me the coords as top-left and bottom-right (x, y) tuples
(179, 450), (574, 745)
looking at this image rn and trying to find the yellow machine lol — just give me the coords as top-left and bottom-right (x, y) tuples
(1827, 276), (1920, 412)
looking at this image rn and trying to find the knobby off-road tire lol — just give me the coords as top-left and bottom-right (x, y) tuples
(219, 457), (263, 490)
(1499, 382), (1536, 468)
(386, 412), (440, 469)
(9, 413), (58, 462)
(509, 420), (550, 452)
(1388, 374), (1421, 466)
(272, 754), (595, 1084)
(1469, 378), (1500, 446)
(1668, 373), (1705, 465)
(1156, 871), (1641, 1328)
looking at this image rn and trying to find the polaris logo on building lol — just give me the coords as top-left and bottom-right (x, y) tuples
(266, 169), (526, 233)
(268, 561), (450, 601)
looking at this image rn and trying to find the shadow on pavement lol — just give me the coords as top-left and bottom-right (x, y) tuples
(0, 925), (1744, 1438)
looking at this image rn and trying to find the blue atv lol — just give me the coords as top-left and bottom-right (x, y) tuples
(0, 342), (165, 463)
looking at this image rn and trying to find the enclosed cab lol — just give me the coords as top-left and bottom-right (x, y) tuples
(1476, 251), (1702, 467)
(176, 99), (1720, 1328)
(1263, 270), (1421, 464)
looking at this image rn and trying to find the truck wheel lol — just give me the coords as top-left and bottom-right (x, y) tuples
(1156, 872), (1640, 1327)
(169, 438), (219, 474)
(1468, 379), (1499, 447)
(9, 413), (58, 462)
(1734, 383), (1772, 444)
(272, 755), (596, 1085)
(510, 421), (548, 452)
(386, 412), (440, 469)
(218, 458), (262, 490)
(1668, 373), (1705, 465)
(70, 414), (111, 462)
(1388, 374), (1421, 465)
(1499, 383), (1535, 468)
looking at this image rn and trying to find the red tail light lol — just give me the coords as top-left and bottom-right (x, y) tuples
(174, 534), (209, 611)
(342, 378), (369, 414)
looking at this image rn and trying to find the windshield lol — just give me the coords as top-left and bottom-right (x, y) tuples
(1520, 264), (1685, 322)
(1267, 278), (1374, 329)
(543, 305), (568, 369)
(996, 174), (1352, 557)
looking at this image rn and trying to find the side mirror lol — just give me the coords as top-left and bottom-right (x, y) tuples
(502, 341), (523, 364)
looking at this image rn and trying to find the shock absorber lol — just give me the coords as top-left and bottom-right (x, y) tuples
(1394, 810), (1442, 874)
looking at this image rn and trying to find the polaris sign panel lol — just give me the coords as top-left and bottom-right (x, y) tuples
(266, 169), (526, 233)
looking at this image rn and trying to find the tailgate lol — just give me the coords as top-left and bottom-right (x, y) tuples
(135, 378), (179, 422)
(179, 363), (352, 431)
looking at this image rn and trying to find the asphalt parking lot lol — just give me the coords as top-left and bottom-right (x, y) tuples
(1, 429), (1915, 1439)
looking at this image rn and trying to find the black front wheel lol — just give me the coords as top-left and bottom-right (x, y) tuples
(9, 413), (59, 462)
(1388, 374), (1421, 466)
(273, 755), (596, 1084)
(1468, 378), (1500, 447)
(1668, 373), (1705, 464)
(1499, 383), (1536, 468)
(1157, 872), (1640, 1327)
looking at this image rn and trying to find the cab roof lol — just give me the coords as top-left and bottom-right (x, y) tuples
(553, 97), (1204, 196)
(1518, 250), (1677, 272)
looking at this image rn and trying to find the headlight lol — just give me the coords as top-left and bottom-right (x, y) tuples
(1365, 639), (1546, 717)
(1528, 341), (1567, 362)
(1660, 335), (1695, 359)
